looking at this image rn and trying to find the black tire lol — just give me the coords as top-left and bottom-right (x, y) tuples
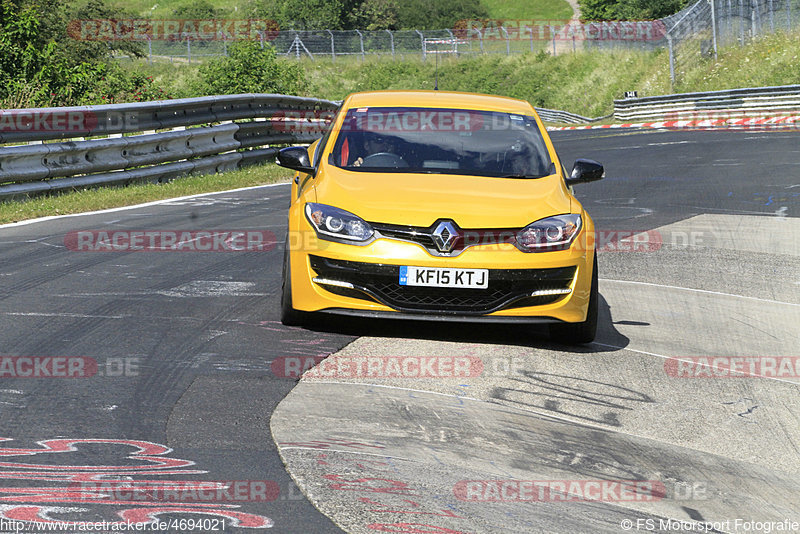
(549, 254), (598, 345)
(280, 239), (306, 327)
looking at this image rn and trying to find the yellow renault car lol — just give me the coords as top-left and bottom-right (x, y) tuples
(277, 91), (604, 344)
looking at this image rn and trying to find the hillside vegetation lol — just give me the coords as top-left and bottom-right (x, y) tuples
(128, 28), (800, 118)
(480, 0), (573, 20)
(308, 29), (800, 115)
(114, 0), (573, 24)
(303, 51), (665, 118)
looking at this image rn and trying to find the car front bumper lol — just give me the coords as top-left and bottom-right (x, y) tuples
(287, 219), (595, 324)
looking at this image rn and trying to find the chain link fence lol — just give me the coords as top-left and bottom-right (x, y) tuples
(141, 28), (550, 63)
(135, 23), (667, 63)
(129, 1), (800, 87)
(664, 0), (800, 84)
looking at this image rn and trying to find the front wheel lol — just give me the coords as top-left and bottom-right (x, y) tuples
(549, 255), (598, 345)
(280, 240), (306, 327)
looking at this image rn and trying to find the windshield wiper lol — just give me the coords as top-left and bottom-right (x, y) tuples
(498, 174), (549, 179)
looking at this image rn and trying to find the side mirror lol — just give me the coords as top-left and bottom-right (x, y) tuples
(277, 146), (315, 174)
(565, 159), (604, 186)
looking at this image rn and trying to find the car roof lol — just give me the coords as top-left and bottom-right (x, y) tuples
(343, 91), (535, 114)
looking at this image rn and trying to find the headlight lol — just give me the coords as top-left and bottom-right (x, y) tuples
(305, 203), (374, 242)
(515, 214), (581, 252)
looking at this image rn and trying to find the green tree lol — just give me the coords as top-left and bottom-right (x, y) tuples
(394, 0), (489, 30)
(248, 0), (346, 30)
(578, 0), (690, 20)
(351, 0), (399, 30)
(172, 0), (228, 19)
(577, 0), (619, 20)
(0, 0), (90, 105)
(65, 0), (145, 64)
(0, 0), (163, 107)
(198, 40), (307, 95)
(615, 0), (691, 20)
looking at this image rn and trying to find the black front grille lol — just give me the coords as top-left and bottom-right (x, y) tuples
(371, 224), (437, 250)
(310, 255), (575, 315)
(370, 221), (517, 257)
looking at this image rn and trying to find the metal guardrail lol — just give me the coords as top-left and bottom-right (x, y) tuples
(614, 84), (800, 121)
(0, 94), (339, 200)
(534, 107), (610, 124)
(3, 86), (795, 201)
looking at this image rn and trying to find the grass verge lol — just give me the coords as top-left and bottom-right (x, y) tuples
(482, 0), (573, 20)
(0, 164), (289, 225)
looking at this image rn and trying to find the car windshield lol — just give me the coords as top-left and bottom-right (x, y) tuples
(329, 107), (555, 178)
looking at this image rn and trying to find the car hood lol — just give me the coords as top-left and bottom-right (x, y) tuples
(313, 167), (573, 228)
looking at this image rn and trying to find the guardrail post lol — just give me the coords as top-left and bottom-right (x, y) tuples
(568, 22), (576, 53)
(768, 0), (774, 32)
(727, 0), (732, 39)
(757, 0), (762, 35)
(446, 29), (457, 55)
(500, 26), (510, 55)
(386, 29), (395, 60)
(355, 29), (365, 61)
(710, 0), (718, 60)
(416, 30), (425, 60)
(667, 33), (676, 87)
(327, 30), (335, 61)
(740, 0), (746, 44)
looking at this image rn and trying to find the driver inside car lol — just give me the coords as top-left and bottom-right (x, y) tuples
(352, 133), (397, 167)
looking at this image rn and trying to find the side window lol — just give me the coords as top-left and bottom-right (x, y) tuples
(313, 129), (331, 169)
(553, 150), (569, 181)
(312, 109), (340, 170)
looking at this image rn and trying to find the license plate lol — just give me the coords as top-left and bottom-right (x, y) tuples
(399, 266), (489, 289)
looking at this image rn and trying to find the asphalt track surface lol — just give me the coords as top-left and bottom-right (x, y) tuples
(0, 127), (798, 533)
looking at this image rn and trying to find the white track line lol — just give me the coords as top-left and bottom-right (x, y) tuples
(278, 447), (413, 461)
(0, 312), (128, 319)
(600, 278), (800, 307)
(591, 342), (800, 386)
(296, 381), (482, 402)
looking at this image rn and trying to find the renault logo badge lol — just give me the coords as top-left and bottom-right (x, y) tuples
(431, 221), (459, 253)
